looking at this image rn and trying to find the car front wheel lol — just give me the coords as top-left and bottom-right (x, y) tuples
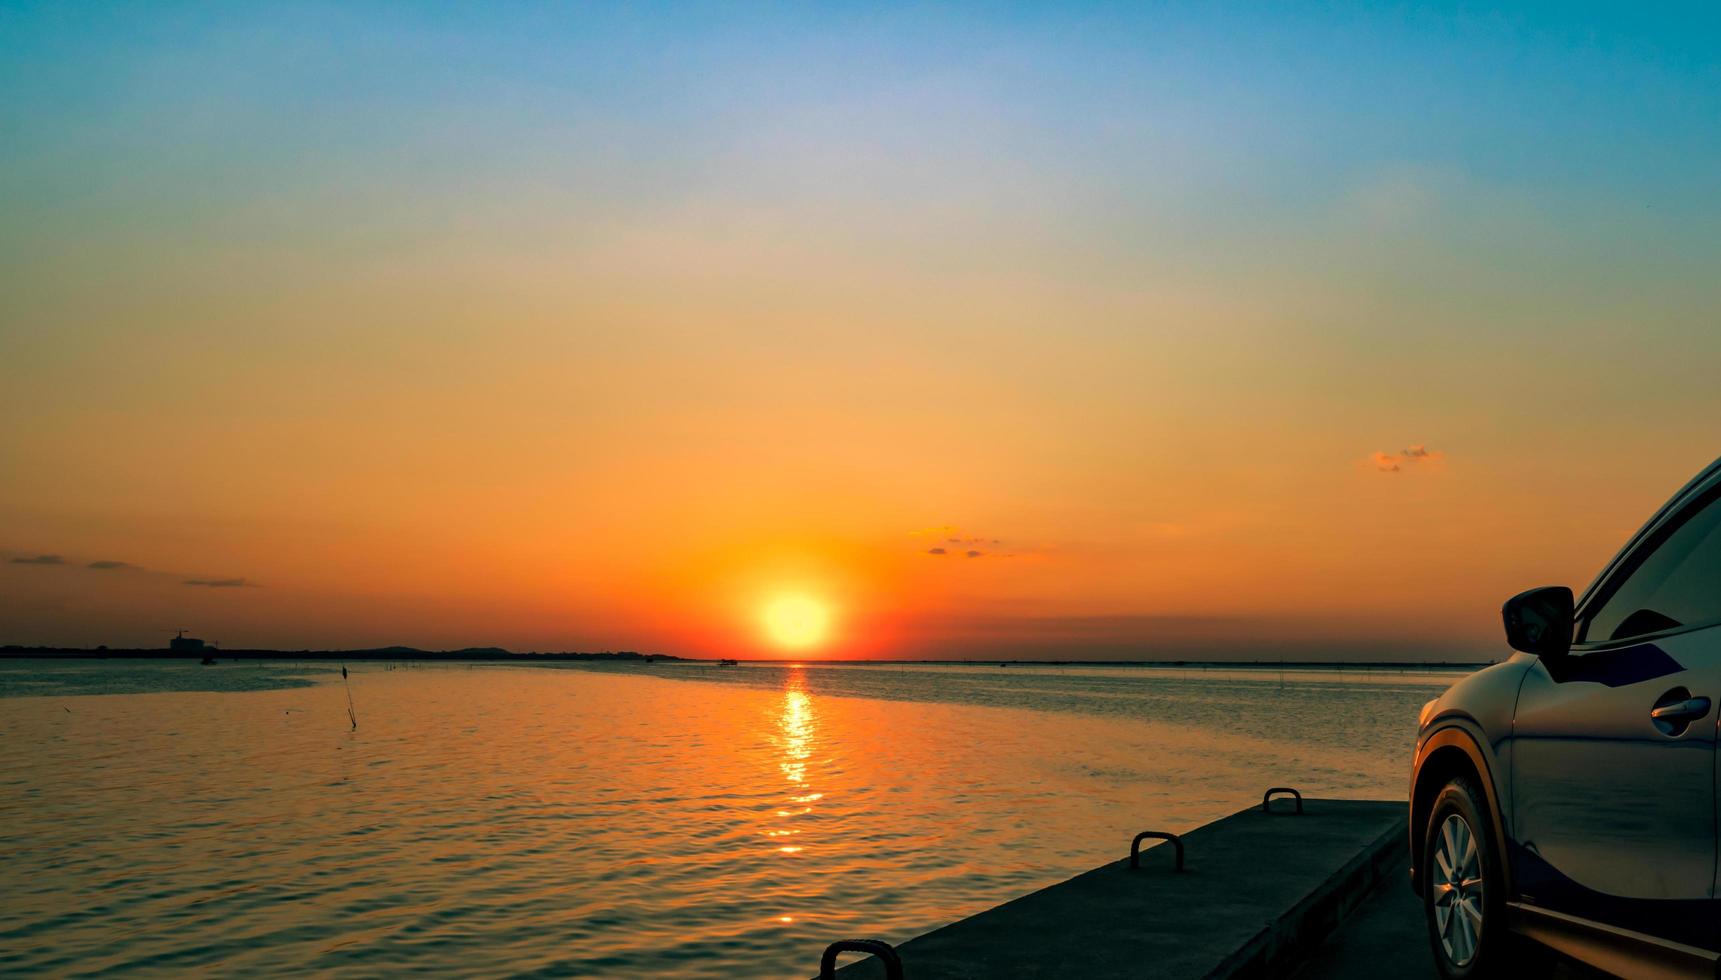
(1422, 776), (1508, 978)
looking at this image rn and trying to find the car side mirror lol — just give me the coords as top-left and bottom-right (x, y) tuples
(1502, 586), (1574, 660)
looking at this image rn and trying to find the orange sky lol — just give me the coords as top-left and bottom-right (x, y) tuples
(3, 5), (1720, 659)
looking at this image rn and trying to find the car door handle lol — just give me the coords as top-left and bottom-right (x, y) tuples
(1650, 697), (1711, 722)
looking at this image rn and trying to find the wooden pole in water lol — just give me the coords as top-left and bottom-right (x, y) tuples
(341, 664), (357, 730)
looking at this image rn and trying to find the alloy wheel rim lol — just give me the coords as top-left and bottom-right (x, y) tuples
(1431, 813), (1485, 966)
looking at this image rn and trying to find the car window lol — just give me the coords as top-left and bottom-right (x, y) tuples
(1583, 488), (1721, 643)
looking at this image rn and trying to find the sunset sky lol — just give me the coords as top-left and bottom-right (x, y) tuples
(3, 3), (1719, 659)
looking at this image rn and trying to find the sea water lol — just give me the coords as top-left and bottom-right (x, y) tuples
(0, 659), (1458, 977)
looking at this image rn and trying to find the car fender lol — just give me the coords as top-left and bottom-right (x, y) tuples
(1413, 725), (1513, 891)
(1410, 656), (1533, 896)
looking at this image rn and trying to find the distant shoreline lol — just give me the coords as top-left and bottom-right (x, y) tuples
(0, 647), (1489, 669)
(0, 647), (684, 663)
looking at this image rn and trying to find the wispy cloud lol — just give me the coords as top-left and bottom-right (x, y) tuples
(12, 551), (253, 584)
(1370, 444), (1444, 473)
(183, 577), (255, 588)
(919, 527), (1016, 559)
(924, 543), (1013, 559)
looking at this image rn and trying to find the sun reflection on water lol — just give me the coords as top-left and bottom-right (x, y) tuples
(770, 670), (818, 858)
(779, 683), (812, 787)
(765, 669), (821, 924)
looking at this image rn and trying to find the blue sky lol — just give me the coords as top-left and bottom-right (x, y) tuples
(3, 2), (1719, 655)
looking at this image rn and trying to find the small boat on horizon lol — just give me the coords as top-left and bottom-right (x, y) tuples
(718, 658), (739, 667)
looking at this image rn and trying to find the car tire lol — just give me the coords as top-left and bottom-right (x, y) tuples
(1422, 776), (1510, 978)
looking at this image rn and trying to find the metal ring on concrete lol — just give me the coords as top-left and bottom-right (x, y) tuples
(1129, 831), (1185, 871)
(1262, 787), (1304, 814)
(820, 939), (904, 980)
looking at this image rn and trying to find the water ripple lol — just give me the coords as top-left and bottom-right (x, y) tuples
(0, 658), (1455, 977)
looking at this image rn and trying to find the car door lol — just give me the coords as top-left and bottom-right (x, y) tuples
(1510, 480), (1721, 950)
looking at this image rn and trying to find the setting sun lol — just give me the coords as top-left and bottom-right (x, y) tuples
(6, 4), (1719, 977)
(762, 595), (831, 651)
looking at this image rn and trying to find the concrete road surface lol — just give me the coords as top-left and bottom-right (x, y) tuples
(1294, 878), (1610, 979)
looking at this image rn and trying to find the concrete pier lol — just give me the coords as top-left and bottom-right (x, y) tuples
(823, 798), (1405, 979)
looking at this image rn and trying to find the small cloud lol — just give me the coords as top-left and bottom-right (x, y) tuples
(87, 560), (134, 570)
(184, 577), (253, 588)
(10, 554), (63, 565)
(914, 527), (1017, 558)
(1369, 444), (1445, 473)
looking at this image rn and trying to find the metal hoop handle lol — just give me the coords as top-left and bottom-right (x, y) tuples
(1129, 830), (1185, 871)
(820, 939), (903, 980)
(1262, 787), (1303, 814)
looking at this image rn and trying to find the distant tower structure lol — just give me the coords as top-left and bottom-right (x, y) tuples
(169, 629), (206, 653)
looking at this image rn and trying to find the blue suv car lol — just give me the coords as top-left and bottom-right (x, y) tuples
(1410, 457), (1720, 978)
